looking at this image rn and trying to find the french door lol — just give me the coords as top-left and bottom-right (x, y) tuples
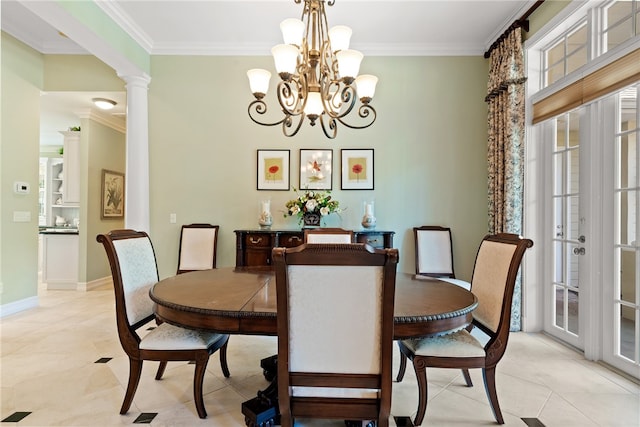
(546, 109), (586, 350)
(541, 85), (640, 378)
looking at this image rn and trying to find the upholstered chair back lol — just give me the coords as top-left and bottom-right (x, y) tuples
(287, 264), (383, 375)
(112, 235), (159, 327)
(414, 226), (455, 277)
(177, 224), (219, 273)
(470, 239), (517, 334)
(304, 228), (354, 244)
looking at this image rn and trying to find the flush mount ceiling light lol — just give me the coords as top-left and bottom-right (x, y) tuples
(92, 98), (117, 110)
(247, 0), (378, 139)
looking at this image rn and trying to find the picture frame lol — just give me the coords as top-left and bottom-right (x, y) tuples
(341, 149), (374, 190)
(299, 149), (332, 190)
(257, 149), (290, 190)
(101, 169), (125, 219)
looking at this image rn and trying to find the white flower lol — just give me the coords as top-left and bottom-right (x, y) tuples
(305, 199), (318, 211)
(290, 205), (300, 215)
(320, 206), (330, 216)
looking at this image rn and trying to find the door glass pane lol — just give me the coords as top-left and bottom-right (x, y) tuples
(619, 248), (637, 303)
(568, 111), (580, 147)
(555, 286), (565, 328)
(619, 306), (636, 361)
(618, 191), (635, 246)
(568, 150), (580, 193)
(568, 195), (580, 240)
(568, 289), (580, 334)
(618, 132), (636, 188)
(553, 154), (564, 194)
(554, 240), (564, 283)
(567, 244), (580, 287)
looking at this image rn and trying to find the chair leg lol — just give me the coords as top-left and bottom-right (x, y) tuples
(411, 357), (428, 426)
(482, 366), (504, 424)
(219, 337), (230, 378)
(121, 358), (143, 415)
(396, 342), (407, 382)
(155, 361), (168, 380)
(462, 368), (472, 387)
(193, 354), (211, 419)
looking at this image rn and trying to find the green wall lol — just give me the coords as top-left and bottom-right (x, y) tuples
(1, 34), (43, 305)
(148, 55), (489, 279)
(80, 119), (126, 284)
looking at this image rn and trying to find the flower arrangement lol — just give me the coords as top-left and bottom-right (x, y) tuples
(284, 188), (341, 224)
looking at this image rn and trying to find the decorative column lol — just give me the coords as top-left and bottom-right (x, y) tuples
(120, 74), (151, 232)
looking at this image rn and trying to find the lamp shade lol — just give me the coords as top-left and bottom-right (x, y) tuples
(247, 69), (272, 95)
(328, 25), (352, 52)
(272, 44), (299, 75)
(304, 91), (324, 116)
(336, 49), (363, 79)
(280, 18), (305, 46)
(355, 74), (378, 99)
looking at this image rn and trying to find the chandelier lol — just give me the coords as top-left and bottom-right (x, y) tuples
(247, 0), (378, 139)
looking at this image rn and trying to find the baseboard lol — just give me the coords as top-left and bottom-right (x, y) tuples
(80, 276), (112, 291)
(0, 295), (39, 318)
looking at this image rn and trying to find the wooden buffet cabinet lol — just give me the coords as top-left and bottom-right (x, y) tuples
(234, 229), (395, 267)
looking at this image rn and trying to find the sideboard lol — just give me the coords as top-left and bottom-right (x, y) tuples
(234, 229), (395, 267)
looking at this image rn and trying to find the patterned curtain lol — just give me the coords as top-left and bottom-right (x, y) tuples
(485, 29), (526, 331)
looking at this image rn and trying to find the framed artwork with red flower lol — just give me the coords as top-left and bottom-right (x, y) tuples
(257, 149), (290, 190)
(341, 149), (374, 190)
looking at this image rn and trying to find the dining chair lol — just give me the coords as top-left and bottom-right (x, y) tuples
(397, 233), (533, 425)
(273, 243), (399, 427)
(97, 229), (230, 419)
(396, 226), (471, 382)
(303, 227), (354, 243)
(177, 223), (219, 274)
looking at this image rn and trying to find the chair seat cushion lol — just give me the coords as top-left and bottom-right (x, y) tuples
(402, 329), (485, 358)
(140, 322), (226, 351)
(292, 386), (379, 399)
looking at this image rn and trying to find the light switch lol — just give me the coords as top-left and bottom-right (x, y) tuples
(170, 213), (176, 224)
(13, 211), (31, 222)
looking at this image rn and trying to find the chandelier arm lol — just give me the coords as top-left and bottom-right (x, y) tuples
(282, 112), (306, 137)
(318, 114), (338, 139)
(333, 104), (377, 130)
(277, 80), (304, 116)
(248, 100), (287, 127)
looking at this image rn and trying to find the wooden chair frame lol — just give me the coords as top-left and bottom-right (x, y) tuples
(97, 229), (230, 419)
(398, 233), (533, 425)
(303, 227), (354, 243)
(177, 223), (219, 274)
(273, 243), (399, 427)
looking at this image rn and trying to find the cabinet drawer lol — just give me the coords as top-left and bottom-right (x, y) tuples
(245, 234), (272, 247)
(279, 233), (303, 248)
(357, 234), (384, 248)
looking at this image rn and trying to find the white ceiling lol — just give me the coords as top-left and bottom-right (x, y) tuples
(1, 0), (535, 145)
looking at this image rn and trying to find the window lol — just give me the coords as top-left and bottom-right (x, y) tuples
(603, 0), (640, 53)
(544, 21), (589, 86)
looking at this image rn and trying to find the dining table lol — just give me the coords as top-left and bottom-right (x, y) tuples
(150, 267), (477, 426)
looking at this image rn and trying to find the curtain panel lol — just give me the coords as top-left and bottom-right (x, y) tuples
(485, 29), (526, 331)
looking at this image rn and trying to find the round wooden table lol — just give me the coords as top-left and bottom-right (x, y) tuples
(150, 267), (477, 339)
(150, 267), (477, 426)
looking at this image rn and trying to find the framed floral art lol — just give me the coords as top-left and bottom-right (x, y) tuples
(341, 149), (374, 190)
(257, 149), (290, 190)
(299, 149), (332, 190)
(101, 169), (125, 219)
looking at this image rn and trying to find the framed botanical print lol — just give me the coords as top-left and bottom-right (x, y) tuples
(101, 169), (125, 219)
(341, 149), (374, 190)
(257, 149), (290, 190)
(299, 149), (332, 190)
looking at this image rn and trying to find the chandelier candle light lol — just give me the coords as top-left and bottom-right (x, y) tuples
(247, 0), (378, 139)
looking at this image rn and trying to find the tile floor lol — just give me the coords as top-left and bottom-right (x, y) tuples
(1, 284), (639, 426)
